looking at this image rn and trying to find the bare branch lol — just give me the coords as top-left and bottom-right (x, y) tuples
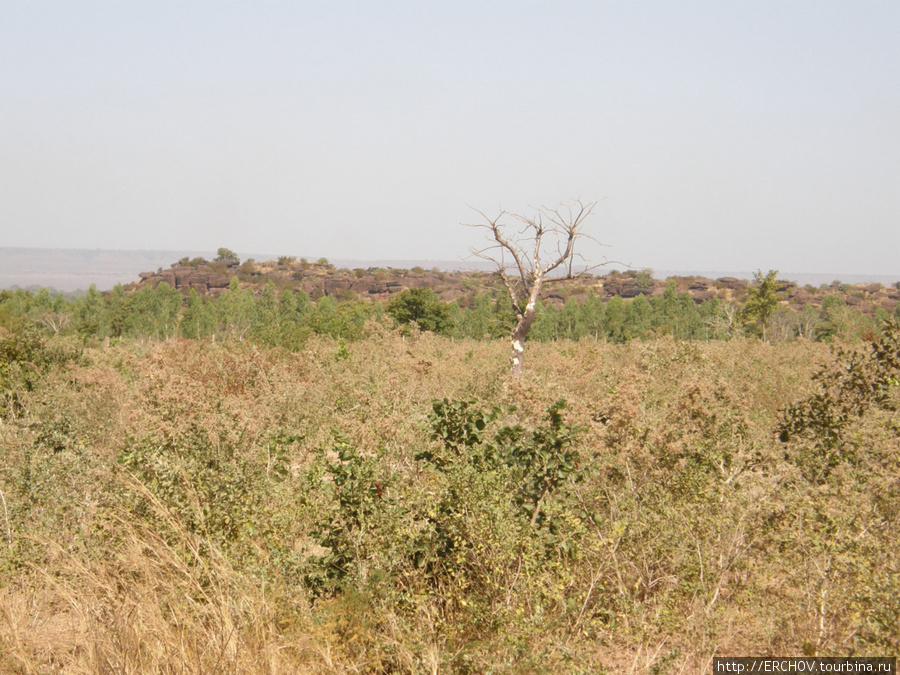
(466, 207), (530, 291)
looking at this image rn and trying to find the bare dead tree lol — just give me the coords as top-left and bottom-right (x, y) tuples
(35, 311), (72, 336)
(468, 199), (606, 378)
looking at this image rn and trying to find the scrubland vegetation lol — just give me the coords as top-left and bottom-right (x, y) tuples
(1, 282), (899, 673)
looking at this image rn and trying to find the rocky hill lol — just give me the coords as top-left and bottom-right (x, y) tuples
(129, 256), (900, 316)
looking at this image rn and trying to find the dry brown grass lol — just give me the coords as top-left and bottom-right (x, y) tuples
(0, 330), (896, 673)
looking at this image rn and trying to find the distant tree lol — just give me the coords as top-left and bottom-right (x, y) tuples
(468, 199), (605, 377)
(180, 289), (215, 339)
(251, 282), (281, 345)
(128, 283), (181, 340)
(742, 269), (783, 341)
(557, 298), (587, 340)
(75, 284), (108, 337)
(0, 291), (29, 332)
(674, 289), (703, 340)
(527, 298), (555, 341)
(312, 296), (373, 340)
(217, 277), (254, 341)
(30, 288), (52, 314)
(627, 267), (655, 289)
(215, 247), (240, 264)
(107, 284), (132, 338)
(277, 289), (313, 349)
(819, 295), (868, 343)
(457, 292), (507, 340)
(653, 281), (704, 339)
(578, 291), (606, 341)
(604, 295), (627, 343)
(387, 288), (454, 335)
(627, 293), (652, 339)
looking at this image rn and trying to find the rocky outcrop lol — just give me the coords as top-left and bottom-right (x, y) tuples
(137, 260), (238, 293)
(130, 258), (900, 317)
(600, 276), (651, 299)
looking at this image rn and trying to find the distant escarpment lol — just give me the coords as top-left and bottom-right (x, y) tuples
(130, 257), (900, 315)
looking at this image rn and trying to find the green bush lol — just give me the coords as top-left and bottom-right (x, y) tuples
(778, 319), (900, 481)
(306, 434), (400, 592)
(0, 329), (81, 418)
(387, 287), (455, 335)
(118, 425), (293, 561)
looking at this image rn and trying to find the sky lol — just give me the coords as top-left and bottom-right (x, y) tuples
(1, 1), (898, 276)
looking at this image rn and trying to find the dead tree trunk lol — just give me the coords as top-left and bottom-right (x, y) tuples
(510, 303), (534, 378)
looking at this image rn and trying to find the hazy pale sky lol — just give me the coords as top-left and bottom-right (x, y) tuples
(1, 2), (898, 275)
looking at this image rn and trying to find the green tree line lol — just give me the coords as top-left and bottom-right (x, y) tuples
(1, 274), (897, 348)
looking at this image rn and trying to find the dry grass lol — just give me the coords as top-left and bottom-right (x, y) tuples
(0, 330), (896, 673)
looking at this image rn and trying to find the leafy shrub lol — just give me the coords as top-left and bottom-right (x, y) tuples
(118, 426), (293, 558)
(387, 287), (455, 335)
(778, 319), (900, 481)
(625, 267), (654, 289)
(418, 398), (497, 466)
(0, 329), (81, 418)
(302, 398), (589, 653)
(306, 434), (399, 592)
(422, 398), (584, 526)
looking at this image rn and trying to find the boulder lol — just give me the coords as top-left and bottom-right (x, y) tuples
(207, 273), (232, 289)
(776, 281), (796, 293)
(716, 277), (747, 291)
(689, 278), (713, 291)
(323, 279), (352, 295)
(351, 280), (372, 293)
(157, 272), (176, 287)
(173, 268), (194, 285)
(620, 286), (649, 298)
(602, 277), (640, 298)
